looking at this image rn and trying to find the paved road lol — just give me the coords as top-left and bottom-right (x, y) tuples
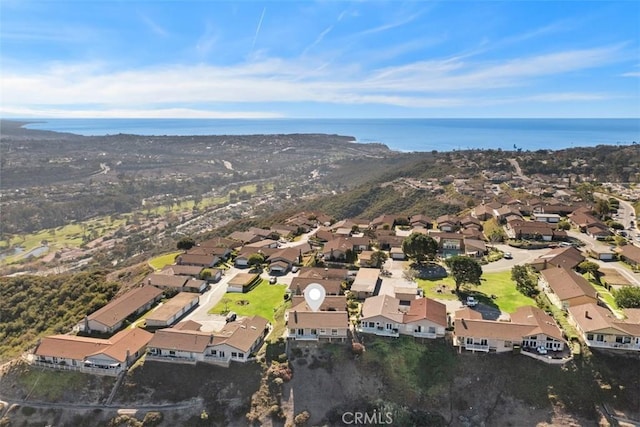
(482, 244), (550, 273)
(0, 396), (202, 418)
(567, 230), (640, 286)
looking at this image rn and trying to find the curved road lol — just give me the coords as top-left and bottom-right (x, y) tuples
(0, 396), (203, 418)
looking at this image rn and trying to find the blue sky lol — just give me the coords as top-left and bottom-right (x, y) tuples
(1, 1), (639, 118)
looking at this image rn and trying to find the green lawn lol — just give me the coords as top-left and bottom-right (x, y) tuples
(418, 270), (536, 313)
(586, 276), (624, 318)
(148, 251), (182, 270)
(209, 281), (288, 322)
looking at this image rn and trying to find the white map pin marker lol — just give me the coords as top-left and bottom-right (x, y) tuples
(304, 283), (326, 312)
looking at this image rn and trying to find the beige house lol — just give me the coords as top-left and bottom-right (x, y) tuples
(358, 295), (447, 339)
(32, 328), (153, 376)
(454, 306), (566, 354)
(351, 268), (380, 299)
(146, 317), (271, 366)
(145, 293), (199, 328)
(285, 298), (349, 342)
(568, 303), (640, 352)
(85, 285), (163, 334)
(538, 267), (598, 310)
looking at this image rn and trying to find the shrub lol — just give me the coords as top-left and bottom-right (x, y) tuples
(142, 412), (163, 427)
(294, 410), (311, 426)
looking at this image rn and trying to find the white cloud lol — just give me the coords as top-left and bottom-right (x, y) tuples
(0, 44), (628, 116)
(0, 106), (284, 119)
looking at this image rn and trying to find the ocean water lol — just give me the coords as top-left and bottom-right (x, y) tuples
(21, 118), (640, 152)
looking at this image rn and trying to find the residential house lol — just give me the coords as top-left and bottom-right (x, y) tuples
(460, 216), (482, 230)
(436, 215), (461, 232)
(297, 267), (350, 281)
(146, 317), (271, 366)
(32, 328), (153, 376)
(290, 277), (343, 296)
(244, 239), (279, 249)
(505, 219), (555, 241)
(286, 308), (349, 342)
(616, 244), (640, 267)
(145, 273), (207, 293)
(429, 231), (465, 257)
(176, 253), (218, 268)
(145, 293), (199, 328)
(539, 267), (598, 310)
(351, 268), (381, 299)
(314, 228), (335, 243)
(228, 231), (262, 245)
(370, 214), (398, 230)
(389, 247), (405, 260)
(358, 295), (447, 339)
(227, 273), (261, 293)
(85, 285), (163, 334)
(493, 206), (523, 223)
(409, 214), (434, 229)
(267, 247), (303, 274)
(161, 265), (204, 278)
(454, 306), (566, 354)
(529, 246), (585, 271)
(568, 303), (640, 351)
(472, 205), (494, 221)
(532, 213), (562, 223)
(463, 239), (487, 257)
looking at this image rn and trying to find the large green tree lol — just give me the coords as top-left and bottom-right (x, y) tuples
(369, 250), (389, 269)
(578, 260), (601, 283)
(511, 265), (538, 297)
(402, 233), (438, 264)
(445, 256), (483, 293)
(615, 287), (640, 309)
(176, 236), (196, 250)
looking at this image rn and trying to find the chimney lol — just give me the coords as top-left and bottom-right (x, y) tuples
(294, 311), (298, 323)
(585, 311), (590, 319)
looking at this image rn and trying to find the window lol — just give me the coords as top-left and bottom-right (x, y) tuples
(428, 326), (436, 333)
(586, 334), (594, 341)
(466, 337), (473, 345)
(616, 336), (631, 344)
(311, 329), (317, 335)
(169, 351), (175, 356)
(368, 322), (375, 328)
(480, 339), (488, 346)
(211, 350), (217, 356)
(596, 334), (604, 342)
(319, 329), (326, 334)
(297, 328), (304, 335)
(504, 341), (512, 348)
(231, 352), (237, 358)
(331, 329), (338, 336)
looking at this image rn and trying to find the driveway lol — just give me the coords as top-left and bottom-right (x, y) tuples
(482, 244), (550, 273)
(183, 266), (240, 331)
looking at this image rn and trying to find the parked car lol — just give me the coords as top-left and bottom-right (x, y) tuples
(269, 276), (277, 284)
(466, 296), (478, 307)
(291, 266), (299, 273)
(536, 346), (548, 355)
(225, 311), (237, 323)
(503, 252), (513, 259)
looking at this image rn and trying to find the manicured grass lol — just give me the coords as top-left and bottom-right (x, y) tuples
(586, 275), (624, 318)
(209, 281), (288, 322)
(148, 251), (182, 270)
(418, 271), (536, 313)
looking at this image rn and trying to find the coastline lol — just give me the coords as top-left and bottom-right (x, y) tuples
(2, 118), (639, 153)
